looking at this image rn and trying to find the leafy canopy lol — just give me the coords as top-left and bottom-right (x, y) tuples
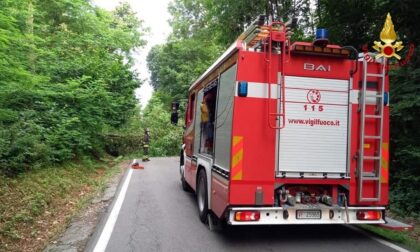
(0, 0), (146, 175)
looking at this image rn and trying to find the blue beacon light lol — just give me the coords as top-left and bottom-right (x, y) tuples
(314, 28), (329, 47)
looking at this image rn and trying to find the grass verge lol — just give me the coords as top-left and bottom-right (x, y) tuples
(0, 156), (125, 252)
(360, 220), (420, 252)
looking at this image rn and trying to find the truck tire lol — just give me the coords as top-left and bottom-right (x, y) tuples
(180, 150), (192, 192)
(197, 169), (209, 223)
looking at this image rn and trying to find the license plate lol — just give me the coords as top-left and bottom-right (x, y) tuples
(296, 210), (321, 219)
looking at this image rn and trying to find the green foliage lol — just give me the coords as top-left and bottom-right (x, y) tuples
(102, 133), (143, 157)
(103, 96), (184, 158)
(388, 49), (420, 216)
(168, 0), (315, 46)
(147, 40), (222, 107)
(141, 94), (184, 156)
(102, 106), (143, 156)
(0, 0), (146, 176)
(317, 0), (384, 49)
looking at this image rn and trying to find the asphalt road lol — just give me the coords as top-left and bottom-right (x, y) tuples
(87, 157), (406, 252)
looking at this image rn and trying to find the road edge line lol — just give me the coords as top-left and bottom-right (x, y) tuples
(346, 225), (410, 252)
(92, 164), (134, 252)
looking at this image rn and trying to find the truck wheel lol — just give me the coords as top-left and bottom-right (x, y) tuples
(197, 169), (209, 223)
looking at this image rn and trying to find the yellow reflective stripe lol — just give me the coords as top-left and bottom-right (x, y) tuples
(232, 149), (243, 168)
(232, 170), (243, 180)
(233, 136), (243, 146)
(231, 136), (244, 181)
(381, 143), (389, 183)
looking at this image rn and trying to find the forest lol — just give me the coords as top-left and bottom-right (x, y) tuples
(0, 0), (419, 218)
(0, 0), (146, 174)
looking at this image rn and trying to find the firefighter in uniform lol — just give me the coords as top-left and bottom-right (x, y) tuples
(171, 101), (179, 125)
(142, 129), (150, 161)
(171, 106), (178, 125)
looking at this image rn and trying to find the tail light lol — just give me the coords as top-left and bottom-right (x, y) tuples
(234, 211), (260, 221)
(357, 210), (382, 220)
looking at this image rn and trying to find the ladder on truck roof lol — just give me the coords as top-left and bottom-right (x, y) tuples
(239, 17), (288, 129)
(357, 57), (387, 202)
(239, 16), (282, 50)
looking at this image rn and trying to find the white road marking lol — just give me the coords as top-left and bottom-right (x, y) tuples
(93, 164), (134, 252)
(347, 225), (410, 252)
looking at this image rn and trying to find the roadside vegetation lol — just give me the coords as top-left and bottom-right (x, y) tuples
(107, 100), (183, 158)
(362, 223), (420, 252)
(0, 156), (124, 252)
(0, 0), (146, 251)
(0, 0), (146, 176)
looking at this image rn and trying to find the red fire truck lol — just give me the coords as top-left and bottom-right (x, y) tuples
(179, 16), (389, 226)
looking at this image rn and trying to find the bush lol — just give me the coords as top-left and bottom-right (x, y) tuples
(0, 1), (145, 176)
(141, 94), (184, 157)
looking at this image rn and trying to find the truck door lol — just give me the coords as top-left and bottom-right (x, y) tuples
(185, 90), (203, 189)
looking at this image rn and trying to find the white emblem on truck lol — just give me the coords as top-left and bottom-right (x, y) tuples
(303, 63), (331, 72)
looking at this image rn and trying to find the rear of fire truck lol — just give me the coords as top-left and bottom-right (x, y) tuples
(227, 16), (389, 225)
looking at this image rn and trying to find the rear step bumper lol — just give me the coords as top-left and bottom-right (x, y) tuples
(228, 206), (386, 225)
